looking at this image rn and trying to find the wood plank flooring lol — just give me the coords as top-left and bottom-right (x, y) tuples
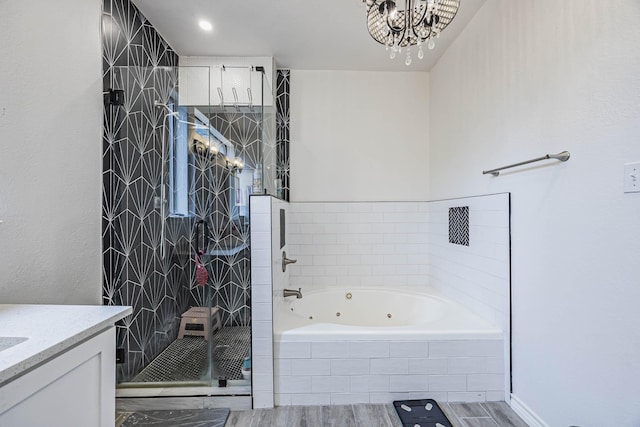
(224, 402), (528, 427)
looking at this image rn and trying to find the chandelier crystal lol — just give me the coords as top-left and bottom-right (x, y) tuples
(364, 0), (460, 65)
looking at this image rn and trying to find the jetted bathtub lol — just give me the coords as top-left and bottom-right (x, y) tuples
(273, 287), (506, 405)
(275, 287), (502, 341)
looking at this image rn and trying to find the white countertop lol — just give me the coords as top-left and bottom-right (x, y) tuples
(0, 304), (131, 385)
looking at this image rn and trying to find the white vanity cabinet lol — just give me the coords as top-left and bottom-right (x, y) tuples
(0, 305), (131, 427)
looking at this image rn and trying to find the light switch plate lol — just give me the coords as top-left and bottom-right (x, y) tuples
(624, 162), (640, 193)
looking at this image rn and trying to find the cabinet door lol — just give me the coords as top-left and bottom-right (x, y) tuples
(0, 328), (116, 427)
(178, 67), (210, 107)
(222, 67), (251, 105)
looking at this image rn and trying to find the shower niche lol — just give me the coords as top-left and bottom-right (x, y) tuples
(103, 64), (276, 398)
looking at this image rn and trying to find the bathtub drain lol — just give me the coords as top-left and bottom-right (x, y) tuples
(336, 312), (341, 317)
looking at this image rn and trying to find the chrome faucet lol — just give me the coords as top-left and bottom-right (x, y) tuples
(283, 288), (302, 299)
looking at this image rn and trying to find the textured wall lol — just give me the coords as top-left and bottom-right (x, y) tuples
(289, 70), (430, 202)
(0, 0), (102, 304)
(429, 1), (640, 425)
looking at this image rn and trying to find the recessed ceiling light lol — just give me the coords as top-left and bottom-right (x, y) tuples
(198, 20), (213, 32)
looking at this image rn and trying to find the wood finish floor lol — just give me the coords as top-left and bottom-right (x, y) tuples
(224, 402), (528, 427)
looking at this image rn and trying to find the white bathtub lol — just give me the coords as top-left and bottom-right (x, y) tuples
(275, 287), (502, 342)
(273, 287), (506, 405)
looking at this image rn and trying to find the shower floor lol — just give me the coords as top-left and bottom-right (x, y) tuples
(132, 326), (251, 383)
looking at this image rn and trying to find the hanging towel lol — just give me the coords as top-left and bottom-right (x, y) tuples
(195, 252), (208, 286)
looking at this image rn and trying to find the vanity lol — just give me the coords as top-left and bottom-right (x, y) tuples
(0, 304), (131, 427)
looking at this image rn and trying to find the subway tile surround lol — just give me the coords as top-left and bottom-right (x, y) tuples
(288, 202), (430, 288)
(271, 196), (511, 404)
(274, 339), (504, 405)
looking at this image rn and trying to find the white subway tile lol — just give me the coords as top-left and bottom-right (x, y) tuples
(312, 342), (350, 358)
(312, 255), (337, 266)
(429, 340), (503, 358)
(252, 267), (272, 286)
(276, 359), (292, 376)
(408, 358), (448, 375)
(252, 373), (274, 392)
(291, 359), (331, 375)
(277, 376), (312, 393)
(252, 338), (273, 357)
(336, 255), (362, 266)
(467, 374), (505, 391)
(447, 357), (504, 374)
(350, 375), (390, 392)
(252, 250), (272, 267)
(486, 391), (506, 401)
(370, 359), (408, 375)
(331, 359), (370, 375)
(389, 375), (429, 392)
(252, 321), (272, 339)
(253, 393), (274, 409)
(250, 214), (271, 233)
(313, 234), (337, 245)
(348, 223), (372, 234)
(389, 342), (429, 358)
(324, 204), (349, 213)
(348, 265), (372, 276)
(252, 284), (272, 302)
(347, 203), (373, 213)
(347, 245), (373, 256)
(252, 303), (272, 321)
(289, 234), (313, 245)
(312, 376), (350, 393)
(312, 276), (337, 286)
(330, 393), (370, 405)
(428, 375), (467, 392)
(359, 213), (384, 223)
(274, 393), (292, 406)
(277, 342), (311, 358)
(350, 342), (390, 358)
(447, 392), (486, 402)
(290, 393), (331, 406)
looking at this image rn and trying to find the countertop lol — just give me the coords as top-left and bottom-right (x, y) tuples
(0, 304), (131, 385)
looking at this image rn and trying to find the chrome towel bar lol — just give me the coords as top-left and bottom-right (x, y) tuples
(483, 151), (570, 176)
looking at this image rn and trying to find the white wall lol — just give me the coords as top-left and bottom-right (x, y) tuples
(0, 0), (103, 304)
(290, 70), (430, 202)
(429, 1), (640, 426)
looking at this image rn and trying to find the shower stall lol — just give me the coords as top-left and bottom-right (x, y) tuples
(102, 64), (276, 396)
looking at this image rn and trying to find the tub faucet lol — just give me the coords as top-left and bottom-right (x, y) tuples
(283, 288), (302, 299)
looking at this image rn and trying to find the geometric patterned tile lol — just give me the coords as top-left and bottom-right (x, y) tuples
(449, 206), (469, 246)
(102, 0), (291, 384)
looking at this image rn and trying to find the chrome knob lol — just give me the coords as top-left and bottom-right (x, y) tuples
(282, 251), (297, 272)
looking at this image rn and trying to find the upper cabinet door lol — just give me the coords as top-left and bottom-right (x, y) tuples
(221, 67), (252, 106)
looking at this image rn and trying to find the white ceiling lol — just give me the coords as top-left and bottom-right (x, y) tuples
(132, 0), (486, 72)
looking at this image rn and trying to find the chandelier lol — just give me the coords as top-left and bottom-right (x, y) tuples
(364, 0), (460, 65)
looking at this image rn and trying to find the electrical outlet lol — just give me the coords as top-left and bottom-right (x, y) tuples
(624, 162), (640, 193)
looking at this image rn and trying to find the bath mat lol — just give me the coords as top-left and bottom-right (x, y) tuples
(121, 408), (229, 427)
(393, 399), (453, 427)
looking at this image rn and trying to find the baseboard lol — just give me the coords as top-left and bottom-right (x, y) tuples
(510, 394), (549, 427)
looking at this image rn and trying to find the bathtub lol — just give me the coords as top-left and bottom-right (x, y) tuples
(273, 287), (506, 405)
(275, 287), (502, 341)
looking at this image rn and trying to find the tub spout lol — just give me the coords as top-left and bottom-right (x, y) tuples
(283, 288), (302, 299)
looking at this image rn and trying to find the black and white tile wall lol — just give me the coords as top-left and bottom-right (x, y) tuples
(276, 70), (290, 202)
(102, 0), (188, 382)
(102, 0), (292, 382)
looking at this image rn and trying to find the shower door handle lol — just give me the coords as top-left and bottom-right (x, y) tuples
(196, 220), (209, 254)
(282, 251), (297, 272)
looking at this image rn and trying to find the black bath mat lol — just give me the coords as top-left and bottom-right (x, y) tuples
(393, 399), (453, 427)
